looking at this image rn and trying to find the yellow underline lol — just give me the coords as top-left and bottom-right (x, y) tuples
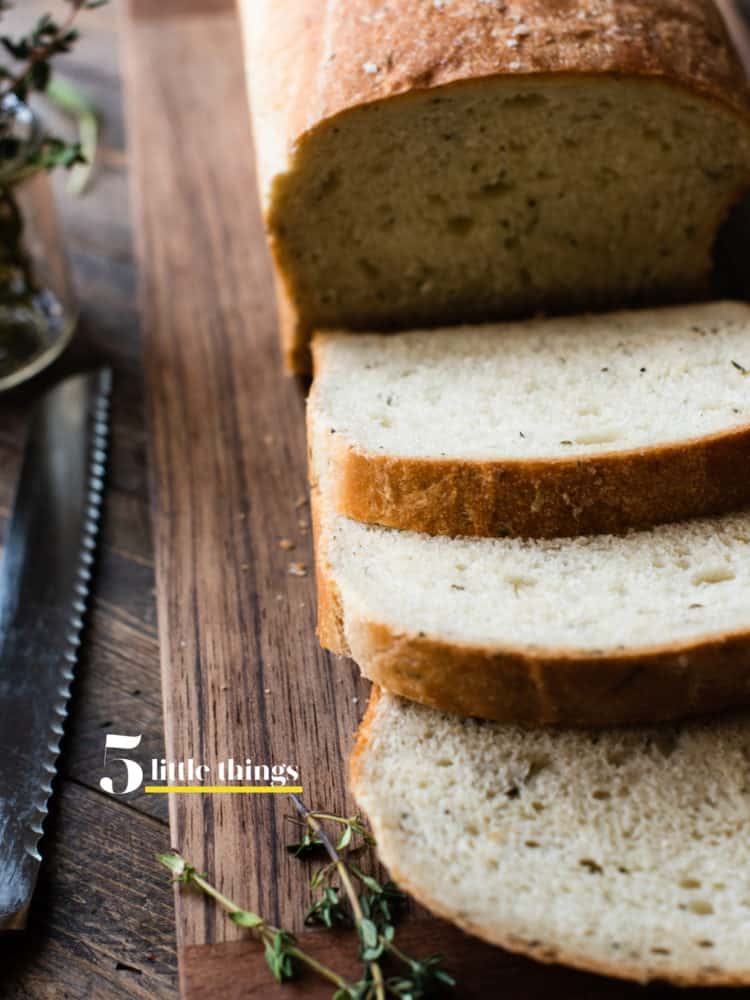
(144, 786), (304, 794)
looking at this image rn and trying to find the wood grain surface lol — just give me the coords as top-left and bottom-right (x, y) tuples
(122, 2), (750, 999)
(0, 3), (176, 997)
(123, 0), (370, 985)
(181, 923), (745, 1000)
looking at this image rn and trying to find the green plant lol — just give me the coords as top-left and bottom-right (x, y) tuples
(0, 0), (106, 175)
(158, 796), (455, 999)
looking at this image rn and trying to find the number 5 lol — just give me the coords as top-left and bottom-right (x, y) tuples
(100, 734), (143, 795)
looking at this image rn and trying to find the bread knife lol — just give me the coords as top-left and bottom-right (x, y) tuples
(0, 369), (111, 930)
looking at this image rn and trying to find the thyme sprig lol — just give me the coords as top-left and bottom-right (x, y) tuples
(0, 1), (107, 173)
(290, 796), (453, 999)
(291, 795), (387, 999)
(286, 810), (375, 857)
(157, 850), (350, 991)
(158, 797), (455, 999)
(0, 1), (105, 104)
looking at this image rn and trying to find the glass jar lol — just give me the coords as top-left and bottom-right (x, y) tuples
(0, 97), (76, 392)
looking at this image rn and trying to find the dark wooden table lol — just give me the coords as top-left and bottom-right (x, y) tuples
(0, 5), (177, 997)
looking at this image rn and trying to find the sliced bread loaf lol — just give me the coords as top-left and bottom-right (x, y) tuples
(351, 690), (750, 986)
(311, 417), (750, 725)
(243, 0), (750, 372)
(311, 301), (750, 538)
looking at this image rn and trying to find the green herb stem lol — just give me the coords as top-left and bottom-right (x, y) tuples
(379, 937), (413, 968)
(0, 2), (79, 103)
(157, 851), (352, 993)
(283, 944), (351, 990)
(179, 867), (239, 916)
(292, 795), (387, 1000)
(307, 812), (374, 838)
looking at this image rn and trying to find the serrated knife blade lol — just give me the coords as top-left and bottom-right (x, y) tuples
(0, 368), (111, 930)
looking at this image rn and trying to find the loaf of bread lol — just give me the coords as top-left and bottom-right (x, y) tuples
(310, 301), (750, 538)
(242, 0), (750, 372)
(351, 690), (750, 986)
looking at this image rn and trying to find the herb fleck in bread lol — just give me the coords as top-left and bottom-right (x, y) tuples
(243, 0), (750, 371)
(311, 301), (750, 538)
(351, 689), (750, 986)
(311, 412), (750, 725)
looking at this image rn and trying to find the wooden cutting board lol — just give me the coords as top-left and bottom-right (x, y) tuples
(122, 1), (744, 996)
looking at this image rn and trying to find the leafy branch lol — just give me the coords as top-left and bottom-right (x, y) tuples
(291, 796), (387, 999)
(0, 1), (105, 103)
(291, 797), (454, 999)
(0, 1), (107, 174)
(157, 851), (351, 992)
(158, 797), (455, 999)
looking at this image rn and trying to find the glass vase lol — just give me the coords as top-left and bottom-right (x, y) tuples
(0, 99), (77, 392)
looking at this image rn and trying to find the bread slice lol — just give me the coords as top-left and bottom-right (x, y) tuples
(311, 413), (750, 725)
(243, 0), (750, 372)
(311, 301), (750, 539)
(351, 689), (750, 986)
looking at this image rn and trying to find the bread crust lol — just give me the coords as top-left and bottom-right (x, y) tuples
(330, 422), (750, 539)
(336, 599), (750, 727)
(242, 0), (750, 372)
(313, 500), (750, 726)
(350, 689), (750, 986)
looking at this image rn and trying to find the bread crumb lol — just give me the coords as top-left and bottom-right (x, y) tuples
(279, 538), (295, 551)
(294, 495), (307, 509)
(363, 61), (379, 74)
(288, 562), (308, 577)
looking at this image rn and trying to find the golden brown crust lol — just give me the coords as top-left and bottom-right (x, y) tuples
(312, 0), (750, 125)
(350, 689), (750, 986)
(345, 616), (750, 727)
(310, 483), (348, 654)
(331, 424), (750, 539)
(243, 0), (750, 372)
(247, 0), (750, 165)
(242, 0), (327, 370)
(307, 400), (348, 653)
(348, 684), (381, 782)
(315, 513), (750, 726)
